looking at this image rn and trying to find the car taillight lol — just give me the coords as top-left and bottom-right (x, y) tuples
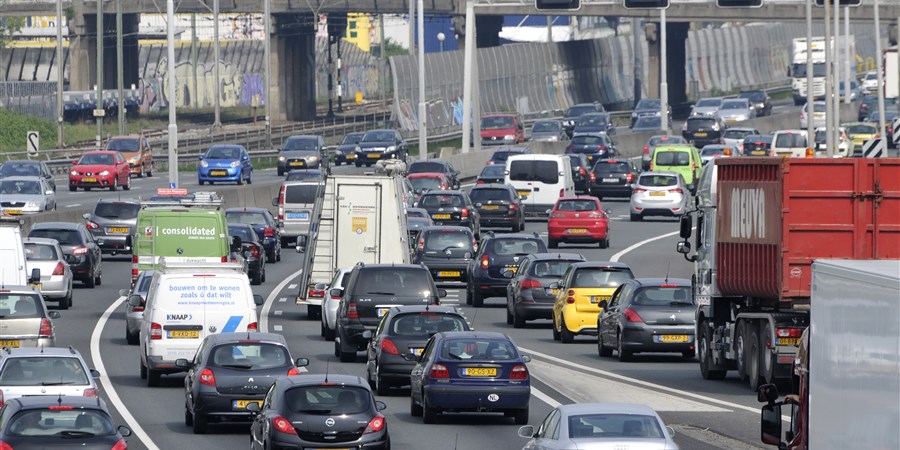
(626, 173), (634, 183)
(249, 245), (260, 258)
(264, 226), (275, 237)
(579, 167), (587, 176)
(417, 236), (425, 253)
(480, 255), (489, 270)
(643, 145), (649, 154)
(509, 202), (517, 212)
(461, 208), (469, 219)
(589, 172), (596, 183)
(112, 439), (127, 450)
(597, 145), (607, 151)
(150, 322), (162, 340)
(132, 255), (139, 283)
(669, 187), (683, 194)
(272, 416), (297, 435)
(510, 365), (528, 380)
(247, 322), (258, 332)
(520, 279), (541, 290)
(85, 221), (99, 230)
(83, 388), (98, 398)
(199, 368), (216, 386)
(39, 318), (52, 337)
(588, 212), (604, 218)
(381, 338), (400, 355)
(633, 187), (647, 193)
(221, 256), (228, 263)
(72, 247), (89, 255)
(566, 289), (575, 304)
(133, 306), (144, 313)
(649, 163), (654, 170)
(347, 302), (359, 319)
(624, 308), (644, 323)
(777, 328), (804, 338)
(0, 391), (4, 408)
(308, 288), (325, 298)
(559, 188), (564, 197)
(476, 180), (485, 184)
(52, 262), (65, 276)
(287, 367), (300, 376)
(430, 363), (450, 378)
(364, 414), (386, 434)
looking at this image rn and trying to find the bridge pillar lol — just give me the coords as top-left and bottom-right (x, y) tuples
(69, 3), (139, 92)
(647, 21), (689, 108)
(270, 13), (317, 121)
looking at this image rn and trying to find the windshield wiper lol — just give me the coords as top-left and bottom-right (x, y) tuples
(670, 301), (693, 307)
(220, 364), (254, 370)
(41, 381), (74, 386)
(366, 291), (395, 296)
(59, 431), (96, 438)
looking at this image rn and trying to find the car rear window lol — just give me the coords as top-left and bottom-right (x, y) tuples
(654, 151), (690, 166)
(226, 211), (269, 226)
(0, 293), (42, 318)
(285, 386), (370, 414)
(352, 268), (433, 296)
(23, 243), (57, 261)
(284, 184), (320, 204)
(469, 188), (509, 203)
(571, 268), (633, 288)
(774, 134), (807, 148)
(490, 238), (542, 256)
(638, 175), (678, 187)
(571, 135), (604, 146)
(556, 200), (598, 211)
(419, 194), (464, 208)
(700, 147), (726, 157)
(633, 286), (693, 306)
(441, 338), (518, 360)
(8, 409), (116, 437)
(509, 160), (559, 184)
(593, 162), (631, 175)
(389, 312), (467, 336)
(106, 139), (140, 152)
(846, 125), (876, 134)
(812, 103), (826, 113)
(490, 151), (520, 162)
(423, 231), (473, 254)
(409, 177), (443, 193)
(27, 229), (82, 246)
(409, 162), (447, 174)
(209, 343), (290, 369)
(228, 226), (255, 242)
(529, 260), (580, 277)
(94, 202), (140, 220)
(687, 118), (716, 128)
(0, 357), (89, 386)
(722, 129), (752, 140)
(0, 163), (40, 177)
(649, 136), (686, 147)
(634, 116), (661, 128)
(480, 165), (505, 177)
(568, 414), (665, 439)
(406, 209), (428, 219)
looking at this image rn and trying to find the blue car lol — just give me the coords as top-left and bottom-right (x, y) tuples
(198, 144), (252, 185)
(408, 331), (531, 425)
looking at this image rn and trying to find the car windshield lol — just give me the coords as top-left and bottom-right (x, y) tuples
(792, 62), (826, 77)
(509, 160), (559, 184)
(226, 211), (269, 226)
(695, 99), (721, 108)
(555, 199), (598, 211)
(639, 175), (677, 187)
(285, 170), (323, 181)
(469, 188), (509, 202)
(423, 231), (473, 254)
(408, 162), (447, 174)
(634, 117), (661, 128)
(568, 414), (665, 439)
(846, 125), (877, 135)
(479, 165), (505, 177)
(284, 184), (321, 204)
(28, 229), (81, 246)
(739, 91), (765, 101)
(420, 194), (464, 208)
(8, 409), (116, 437)
(634, 286), (693, 305)
(720, 100), (746, 110)
(701, 147), (726, 157)
(0, 293), (42, 318)
(0, 180), (41, 195)
(282, 138), (318, 151)
(811, 103), (826, 113)
(481, 116), (514, 129)
(576, 114), (609, 127)
(0, 357), (89, 386)
(106, 139), (139, 152)
(0, 163), (40, 177)
(93, 202), (140, 220)
(409, 177), (444, 193)
(722, 129), (752, 139)
(571, 268), (633, 288)
(209, 343), (290, 369)
(655, 151), (691, 166)
(571, 136), (604, 146)
(23, 243), (58, 261)
(775, 134), (807, 148)
(866, 72), (877, 80)
(228, 226), (255, 242)
(530, 260), (579, 277)
(78, 153), (114, 165)
(341, 133), (364, 145)
(636, 99), (661, 110)
(442, 338), (518, 360)
(206, 147), (241, 159)
(490, 238), (541, 256)
(593, 162), (631, 175)
(565, 105), (596, 118)
(390, 312), (467, 336)
(285, 386), (370, 415)
(532, 121), (560, 132)
(352, 268), (433, 296)
(362, 131), (395, 142)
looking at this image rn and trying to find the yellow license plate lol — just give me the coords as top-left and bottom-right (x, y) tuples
(0, 340), (20, 348)
(438, 271), (461, 277)
(463, 367), (497, 377)
(482, 205), (499, 210)
(168, 330), (200, 339)
(504, 266), (518, 273)
(108, 227), (129, 234)
(649, 191), (666, 196)
(233, 400), (261, 409)
(289, 161), (304, 166)
(210, 170), (227, 176)
(347, 154), (356, 159)
(4, 210), (22, 215)
(567, 228), (588, 234)
(590, 296), (609, 304)
(777, 337), (799, 346)
(368, 154), (380, 158)
(547, 288), (559, 295)
(695, 132), (708, 137)
(660, 335), (689, 343)
(517, 190), (530, 197)
(82, 177), (97, 182)
(28, 283), (41, 290)
(752, 150), (766, 155)
(411, 348), (424, 356)
(433, 214), (451, 219)
(377, 308), (390, 317)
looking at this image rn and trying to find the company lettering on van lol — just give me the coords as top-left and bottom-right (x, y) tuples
(157, 226), (217, 241)
(730, 187), (766, 240)
(169, 282), (243, 307)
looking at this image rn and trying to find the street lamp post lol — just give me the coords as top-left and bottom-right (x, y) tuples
(437, 32), (445, 52)
(166, 0), (178, 187)
(417, 0), (427, 159)
(659, 8), (668, 135)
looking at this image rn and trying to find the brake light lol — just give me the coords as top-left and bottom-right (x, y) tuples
(417, 236), (425, 253)
(381, 338), (400, 355)
(272, 416), (297, 435)
(247, 322), (258, 332)
(625, 173), (634, 183)
(83, 388), (98, 398)
(669, 187), (683, 194)
(364, 414), (386, 434)
(221, 256), (228, 263)
(508, 202), (517, 212)
(480, 255), (489, 270)
(692, 162), (697, 170)
(132, 255), (139, 283)
(347, 302), (359, 319)
(510, 365), (529, 380)
(49, 405), (74, 411)
(287, 367), (300, 376)
(85, 221), (99, 230)
(633, 187), (647, 193)
(649, 163), (654, 171)
(133, 305), (144, 313)
(249, 245), (260, 258)
(597, 145), (607, 151)
(308, 288), (325, 298)
(39, 318), (52, 337)
(777, 328), (804, 338)
(559, 189), (564, 197)
(589, 172), (596, 183)
(461, 208), (469, 219)
(566, 289), (575, 304)
(264, 226), (275, 237)
(430, 363), (450, 378)
(643, 145), (649, 154)
(150, 322), (162, 340)
(0, 391), (4, 408)
(72, 246), (89, 255)
(624, 308), (644, 323)
(476, 180), (485, 184)
(659, 283), (679, 288)
(199, 368), (216, 386)
(520, 279), (541, 290)
(112, 439), (127, 450)
(579, 167), (587, 177)
(52, 262), (65, 276)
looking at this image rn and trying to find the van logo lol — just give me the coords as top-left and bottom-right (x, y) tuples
(167, 314), (192, 320)
(177, 247), (184, 254)
(144, 226), (153, 237)
(209, 325), (217, 332)
(729, 187), (766, 240)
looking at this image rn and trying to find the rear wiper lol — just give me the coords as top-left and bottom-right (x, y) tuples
(220, 364), (254, 370)
(669, 302), (694, 306)
(447, 353), (464, 360)
(41, 381), (74, 386)
(366, 292), (395, 296)
(59, 431), (96, 438)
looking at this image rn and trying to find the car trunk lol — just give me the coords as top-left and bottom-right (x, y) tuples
(571, 287), (616, 314)
(292, 413), (365, 443)
(214, 367), (284, 396)
(631, 303), (695, 326)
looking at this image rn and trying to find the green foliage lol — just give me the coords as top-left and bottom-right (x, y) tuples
(0, 17), (25, 49)
(374, 38), (409, 58)
(0, 109), (57, 155)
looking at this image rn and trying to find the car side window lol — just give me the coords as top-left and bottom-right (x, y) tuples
(262, 384), (276, 409)
(612, 284), (633, 308)
(517, 259), (529, 276)
(420, 337), (437, 362)
(559, 266), (573, 288)
(547, 408), (562, 439)
(536, 408), (559, 438)
(194, 340), (207, 364)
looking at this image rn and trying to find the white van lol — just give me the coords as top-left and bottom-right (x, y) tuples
(136, 261), (264, 387)
(504, 154), (575, 216)
(0, 218), (38, 287)
(771, 130), (809, 158)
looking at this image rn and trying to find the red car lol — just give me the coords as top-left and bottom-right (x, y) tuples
(547, 196), (609, 249)
(69, 150), (131, 191)
(406, 172), (451, 197)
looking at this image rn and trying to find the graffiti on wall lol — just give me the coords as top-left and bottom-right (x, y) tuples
(138, 58), (265, 112)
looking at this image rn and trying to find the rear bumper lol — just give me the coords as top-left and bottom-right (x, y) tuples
(479, 215), (518, 227)
(621, 327), (695, 353)
(514, 301), (554, 320)
(548, 223), (607, 241)
(424, 384), (530, 411)
(95, 235), (132, 254)
(194, 392), (265, 421)
(470, 273), (511, 296)
(590, 185), (633, 198)
(38, 277), (69, 299)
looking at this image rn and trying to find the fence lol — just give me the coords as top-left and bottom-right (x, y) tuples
(0, 81), (58, 120)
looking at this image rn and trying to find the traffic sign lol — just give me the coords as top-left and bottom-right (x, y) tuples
(624, 0), (668, 8)
(26, 131), (39, 157)
(862, 138), (885, 158)
(892, 118), (900, 146)
(158, 188), (188, 196)
(717, 0), (763, 7)
(814, 0), (861, 6)
(535, 0), (581, 10)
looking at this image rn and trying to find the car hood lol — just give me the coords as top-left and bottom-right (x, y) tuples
(718, 109), (750, 116)
(0, 193), (44, 204)
(72, 164), (115, 173)
(279, 150), (319, 159)
(203, 158), (240, 168)
(120, 151), (142, 159)
(481, 129), (515, 138)
(359, 141), (394, 149)
(691, 107), (719, 115)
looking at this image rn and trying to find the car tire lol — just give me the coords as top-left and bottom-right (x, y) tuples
(84, 273), (96, 288)
(683, 350), (696, 358)
(58, 296), (69, 311)
(548, 238), (558, 249)
(275, 245), (282, 262)
(510, 223), (518, 233)
(308, 305), (321, 320)
(69, 185), (76, 192)
(735, 322), (748, 382)
(261, 267), (266, 283)
(267, 250), (276, 264)
(560, 316), (575, 343)
(110, 178), (118, 191)
(512, 304), (526, 329)
(600, 238), (609, 249)
(95, 268), (102, 287)
(598, 329), (613, 357)
(375, 371), (391, 396)
(410, 395), (423, 417)
(334, 340), (341, 358)
(251, 271), (262, 285)
(247, 171), (252, 185)
(617, 331), (632, 362)
(146, 368), (160, 387)
(630, 213), (642, 222)
(147, 164), (153, 177)
(320, 320), (326, 337)
(422, 397), (438, 424)
(355, 161), (362, 168)
(465, 287), (473, 305)
(472, 289), (484, 308)
(513, 408), (529, 425)
(277, 169), (284, 176)
(237, 172), (243, 185)
(192, 412), (208, 434)
(323, 324), (335, 341)
(552, 316), (561, 341)
(139, 359), (147, 379)
(506, 305), (514, 325)
(198, 180), (205, 186)
(123, 177), (130, 191)
(126, 329), (138, 345)
(184, 405), (193, 426)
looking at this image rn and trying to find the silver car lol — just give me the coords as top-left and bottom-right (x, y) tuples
(530, 120), (567, 142)
(0, 287), (60, 348)
(716, 98), (753, 123)
(23, 238), (73, 309)
(83, 199), (140, 255)
(519, 403), (680, 450)
(0, 347), (100, 401)
(273, 180), (323, 250)
(699, 145), (733, 165)
(689, 97), (722, 117)
(0, 176), (56, 214)
(720, 127), (760, 149)
(320, 267), (352, 341)
(630, 172), (690, 221)
(120, 270), (154, 345)
(276, 135), (328, 175)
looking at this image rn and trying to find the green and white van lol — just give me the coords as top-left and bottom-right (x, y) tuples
(649, 144), (703, 193)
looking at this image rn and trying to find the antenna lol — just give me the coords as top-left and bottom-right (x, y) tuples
(664, 262), (671, 283)
(324, 358), (330, 383)
(468, 308), (479, 331)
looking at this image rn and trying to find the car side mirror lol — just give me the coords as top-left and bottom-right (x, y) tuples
(760, 403), (783, 446)
(679, 215), (692, 239)
(82, 213), (91, 220)
(174, 358), (192, 369)
(29, 268), (41, 285)
(545, 209), (552, 215)
(294, 357), (310, 367)
(329, 288), (343, 298)
(117, 425), (133, 438)
(48, 311), (61, 319)
(245, 402), (261, 413)
(127, 294), (143, 307)
(521, 355), (531, 363)
(438, 289), (448, 298)
(375, 400), (387, 411)
(198, 155), (204, 161)
(90, 369), (101, 378)
(502, 270), (514, 279)
(757, 384), (780, 403)
(272, 197), (278, 207)
(676, 241), (692, 255)
(72, 160), (79, 165)
(517, 425), (536, 438)
(253, 294), (264, 306)
(361, 330), (373, 340)
(597, 299), (608, 310)
(118, 288), (130, 297)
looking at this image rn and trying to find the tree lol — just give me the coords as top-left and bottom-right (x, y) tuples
(0, 17), (25, 49)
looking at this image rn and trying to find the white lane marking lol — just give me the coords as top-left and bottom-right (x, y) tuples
(274, 325), (283, 331)
(274, 310), (283, 316)
(260, 268), (304, 333)
(65, 203), (82, 208)
(91, 296), (161, 450)
(530, 386), (562, 408)
(610, 230), (680, 262)
(278, 297), (287, 303)
(288, 284), (297, 289)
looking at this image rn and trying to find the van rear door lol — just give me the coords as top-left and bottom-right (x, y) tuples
(282, 183), (321, 239)
(335, 182), (382, 265)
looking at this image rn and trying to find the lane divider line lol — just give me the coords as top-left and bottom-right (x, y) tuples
(260, 268), (304, 333)
(288, 284), (297, 289)
(610, 230), (681, 263)
(278, 297), (287, 303)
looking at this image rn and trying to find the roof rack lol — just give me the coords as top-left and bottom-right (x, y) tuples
(140, 191), (225, 209)
(158, 258), (244, 271)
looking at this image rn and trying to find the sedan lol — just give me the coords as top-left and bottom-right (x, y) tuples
(547, 196), (609, 249)
(689, 97), (722, 117)
(566, 134), (616, 166)
(416, 191), (480, 238)
(228, 223), (266, 285)
(529, 120), (566, 142)
(741, 134), (774, 156)
(0, 177), (56, 214)
(487, 146), (530, 166)
(721, 127), (760, 148)
(121, 269), (154, 345)
(505, 253), (586, 328)
(68, 150), (131, 191)
(334, 131), (365, 165)
(476, 165), (505, 185)
(598, 278), (695, 361)
(23, 237), (73, 309)
(630, 98), (669, 128)
(630, 172), (690, 221)
(716, 98), (753, 123)
(198, 144), (253, 185)
(590, 159), (638, 200)
(357, 129), (407, 166)
(225, 207), (282, 263)
(738, 89), (772, 117)
(409, 331), (531, 424)
(0, 397), (132, 449)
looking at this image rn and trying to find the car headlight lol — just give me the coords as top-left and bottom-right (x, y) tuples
(652, 111), (661, 117)
(549, 136), (558, 141)
(504, 135), (515, 140)
(278, 156), (286, 161)
(230, 161), (241, 168)
(71, 170), (79, 176)
(200, 160), (209, 167)
(355, 146), (361, 153)
(631, 112), (638, 118)
(387, 146), (397, 152)
(309, 156), (319, 162)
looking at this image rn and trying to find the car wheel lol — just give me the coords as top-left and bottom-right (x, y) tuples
(355, 161), (362, 167)
(84, 273), (96, 288)
(617, 331), (632, 362)
(512, 304), (526, 329)
(339, 346), (356, 363)
(126, 329), (138, 345)
(247, 171), (252, 185)
(375, 370), (391, 396)
(510, 223), (518, 233)
(465, 287), (473, 305)
(422, 397), (438, 424)
(192, 412), (208, 434)
(513, 408), (529, 425)
(147, 164), (153, 177)
(683, 349), (696, 358)
(251, 271), (262, 285)
(410, 395), (423, 417)
(552, 316), (561, 341)
(198, 180), (205, 186)
(139, 359), (147, 379)
(267, 250), (276, 264)
(184, 405), (193, 426)
(598, 328), (613, 357)
(761, 322), (776, 385)
(84, 187), (92, 191)
(560, 316), (575, 343)
(334, 340), (341, 358)
(237, 171), (243, 185)
(472, 289), (484, 308)
(548, 238), (558, 249)
(630, 213), (642, 222)
(261, 266), (266, 283)
(600, 238), (609, 249)
(110, 178), (118, 191)
(323, 323), (335, 341)
(69, 185), (76, 192)
(123, 177), (131, 190)
(146, 368), (161, 387)
(94, 269), (102, 287)
(58, 296), (69, 311)
(506, 304), (514, 325)
(275, 245), (282, 262)
(735, 322), (748, 382)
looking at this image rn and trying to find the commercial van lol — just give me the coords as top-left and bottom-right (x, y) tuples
(504, 154), (575, 216)
(136, 261), (264, 386)
(0, 217), (39, 287)
(771, 130), (809, 158)
(273, 180), (324, 250)
(650, 144), (703, 192)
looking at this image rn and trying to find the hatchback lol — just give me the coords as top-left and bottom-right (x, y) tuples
(409, 331), (531, 424)
(590, 159), (638, 200)
(682, 116), (725, 147)
(248, 374), (390, 450)
(630, 172), (690, 221)
(741, 135), (774, 156)
(716, 98), (753, 123)
(68, 150), (131, 191)
(0, 347), (99, 401)
(284, 169), (325, 182)
(689, 97), (722, 117)
(105, 134), (154, 177)
(0, 287), (61, 348)
(228, 223), (266, 285)
(225, 207), (282, 263)
(699, 144), (732, 165)
(407, 160), (460, 190)
(572, 113), (614, 137)
(567, 154), (592, 194)
(121, 269), (154, 345)
(721, 127), (760, 148)
(547, 197), (609, 249)
(356, 129), (407, 165)
(468, 184), (525, 232)
(476, 165), (506, 185)
(566, 134), (617, 166)
(529, 120), (566, 142)
(198, 144), (253, 185)
(22, 238), (73, 309)
(412, 226), (477, 285)
(416, 190), (480, 238)
(28, 222), (102, 287)
(277, 135), (327, 175)
(467, 233), (548, 308)
(0, 396), (132, 449)
(598, 278), (696, 361)
(83, 199), (140, 255)
(0, 177), (56, 214)
(365, 306), (470, 395)
(487, 146), (530, 166)
(799, 101), (826, 129)
(407, 172), (451, 196)
(404, 208), (434, 241)
(505, 253), (586, 328)
(563, 103), (605, 137)
(739, 89), (772, 116)
(551, 262), (634, 343)
(641, 135), (687, 170)
(334, 132), (365, 165)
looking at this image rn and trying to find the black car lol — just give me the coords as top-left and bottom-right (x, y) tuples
(415, 190), (481, 238)
(572, 113), (614, 137)
(364, 305), (470, 395)
(407, 160), (460, 189)
(857, 95), (897, 121)
(412, 226), (476, 284)
(228, 223), (267, 285)
(682, 116), (725, 147)
(630, 98), (670, 128)
(177, 332), (309, 434)
(28, 222), (102, 287)
(567, 154), (591, 194)
(334, 131), (365, 165)
(277, 135), (328, 175)
(225, 207), (282, 263)
(566, 134), (617, 166)
(247, 374), (390, 450)
(468, 184), (524, 232)
(356, 129), (407, 166)
(333, 264), (446, 362)
(562, 102), (605, 137)
(476, 165), (505, 185)
(284, 169), (325, 182)
(742, 135), (774, 156)
(0, 396), (132, 449)
(0, 160), (56, 191)
(738, 90), (772, 117)
(505, 253), (586, 328)
(82, 199), (140, 255)
(467, 232), (548, 308)
(486, 146), (530, 166)
(590, 158), (639, 199)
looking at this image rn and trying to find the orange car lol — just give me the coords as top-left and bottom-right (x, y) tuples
(105, 134), (154, 177)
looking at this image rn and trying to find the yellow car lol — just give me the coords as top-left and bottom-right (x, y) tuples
(551, 262), (634, 343)
(844, 122), (878, 154)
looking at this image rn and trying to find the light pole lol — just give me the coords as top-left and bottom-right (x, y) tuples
(95, 0), (104, 148)
(116, 0), (125, 135)
(213, 0), (221, 127)
(873, 0), (886, 147)
(263, 0), (271, 148)
(166, 0), (178, 187)
(417, 0), (427, 159)
(437, 32), (445, 52)
(805, 0), (814, 145)
(56, 0), (63, 148)
(659, 8), (668, 135)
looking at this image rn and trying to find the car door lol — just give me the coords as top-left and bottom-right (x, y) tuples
(241, 148), (251, 174)
(367, 314), (389, 375)
(553, 266), (574, 323)
(185, 339), (208, 406)
(40, 163), (56, 191)
(600, 285), (624, 344)
(508, 258), (530, 303)
(410, 336), (435, 401)
(81, 227), (101, 272)
(606, 284), (632, 347)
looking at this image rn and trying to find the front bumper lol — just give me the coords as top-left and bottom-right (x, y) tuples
(424, 384), (530, 411)
(69, 175), (116, 189)
(198, 166), (241, 182)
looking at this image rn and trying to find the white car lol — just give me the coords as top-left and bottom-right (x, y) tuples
(320, 267), (352, 341)
(23, 238), (73, 309)
(799, 101), (827, 129)
(700, 145), (733, 165)
(861, 71), (879, 93)
(814, 127), (850, 157)
(630, 172), (691, 221)
(0, 347), (100, 401)
(721, 127), (760, 149)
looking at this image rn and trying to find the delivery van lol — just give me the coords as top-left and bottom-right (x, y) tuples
(504, 154), (575, 216)
(273, 180), (324, 250)
(136, 260), (264, 387)
(0, 217), (40, 287)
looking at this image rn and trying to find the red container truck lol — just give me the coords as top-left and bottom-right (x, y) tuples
(676, 157), (900, 390)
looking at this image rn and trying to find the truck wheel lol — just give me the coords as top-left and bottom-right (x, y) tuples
(761, 322), (776, 385)
(698, 321), (726, 380)
(735, 322), (748, 382)
(748, 328), (763, 392)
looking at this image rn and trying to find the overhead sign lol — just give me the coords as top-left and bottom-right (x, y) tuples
(26, 131), (39, 156)
(717, 0), (763, 7)
(624, 0), (669, 8)
(535, 0), (581, 10)
(862, 138), (885, 158)
(157, 188), (188, 196)
(814, 0), (861, 6)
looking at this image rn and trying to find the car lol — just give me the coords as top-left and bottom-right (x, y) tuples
(0, 286), (61, 347)
(105, 134), (154, 177)
(720, 127), (760, 148)
(225, 207), (282, 263)
(356, 129), (408, 166)
(770, 130), (810, 158)
(800, 101), (827, 129)
(529, 119), (566, 141)
(177, 332), (309, 434)
(0, 160), (55, 192)
(563, 102), (605, 137)
(480, 113), (526, 145)
(861, 70), (878, 93)
(284, 168), (325, 182)
(689, 97), (723, 117)
(333, 263), (445, 362)
(0, 347), (99, 400)
(365, 305), (470, 395)
(631, 115), (667, 132)
(699, 144), (733, 165)
(404, 208), (434, 241)
(321, 267), (352, 341)
(0, 396), (132, 449)
(738, 89), (772, 116)
(415, 190), (481, 238)
(597, 278), (696, 361)
(857, 95), (897, 121)
(22, 238), (73, 309)
(505, 253), (586, 328)
(844, 122), (879, 155)
(468, 184), (525, 232)
(572, 113), (614, 137)
(506, 154), (576, 216)
(334, 131), (365, 165)
(518, 403), (681, 450)
(68, 150), (131, 191)
(867, 110), (899, 129)
(838, 79), (861, 103)
(476, 164), (505, 185)
(198, 144), (253, 185)
(228, 223), (267, 285)
(28, 222), (102, 287)
(0, 176), (56, 214)
(630, 172), (690, 221)
(277, 135), (328, 175)
(399, 177), (417, 209)
(630, 98), (669, 128)
(814, 127), (850, 156)
(409, 331), (531, 424)
(566, 134), (617, 166)
(649, 145), (702, 193)
(682, 116), (725, 147)
(467, 232), (548, 307)
(248, 374), (390, 450)
(590, 158), (638, 200)
(407, 160), (460, 190)
(641, 135), (687, 171)
(121, 269), (154, 345)
(550, 262), (635, 343)
(741, 134), (774, 156)
(407, 172), (451, 197)
(487, 146), (530, 166)
(274, 180), (322, 250)
(566, 154), (592, 194)
(82, 199), (140, 255)
(547, 196), (609, 249)
(412, 226), (476, 285)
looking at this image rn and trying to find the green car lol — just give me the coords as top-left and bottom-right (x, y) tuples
(649, 144), (703, 193)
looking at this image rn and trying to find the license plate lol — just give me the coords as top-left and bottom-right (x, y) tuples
(411, 347), (424, 356)
(0, 340), (20, 348)
(546, 288), (559, 295)
(752, 150), (766, 155)
(567, 228), (588, 234)
(377, 308), (390, 317)
(649, 191), (666, 196)
(108, 227), (129, 234)
(347, 154), (357, 159)
(432, 214), (451, 220)
(659, 335), (690, 343)
(695, 132), (708, 137)
(233, 400), (261, 410)
(517, 190), (531, 197)
(28, 282), (41, 290)
(438, 271), (461, 277)
(725, 119), (737, 123)
(590, 296), (609, 304)
(462, 367), (497, 377)
(4, 209), (22, 215)
(286, 212), (309, 220)
(210, 170), (227, 176)
(82, 177), (97, 182)
(602, 178), (618, 183)
(777, 337), (799, 346)
(504, 266), (518, 274)
(168, 330), (200, 339)
(482, 205), (499, 210)
(368, 154), (380, 158)
(289, 161), (304, 166)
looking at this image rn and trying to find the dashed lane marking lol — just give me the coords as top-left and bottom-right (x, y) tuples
(279, 297), (287, 303)
(65, 203), (82, 208)
(260, 267), (304, 333)
(274, 325), (283, 331)
(274, 310), (283, 316)
(288, 284), (297, 289)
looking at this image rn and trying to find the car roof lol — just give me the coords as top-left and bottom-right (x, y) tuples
(558, 402), (661, 416)
(1, 160), (42, 165)
(286, 135), (321, 140)
(83, 150), (117, 155)
(420, 189), (464, 196)
(95, 199), (140, 205)
(282, 180), (323, 186)
(482, 113), (516, 118)
(406, 208), (429, 214)
(410, 159), (449, 165)
(654, 144), (695, 151)
(202, 332), (287, 346)
(0, 286), (40, 294)
(482, 232), (542, 241)
(30, 222), (83, 230)
(640, 171), (681, 178)
(2, 347), (83, 357)
(438, 331), (510, 340)
(280, 373), (366, 387)
(226, 207), (270, 214)
(724, 127), (757, 132)
(629, 278), (691, 287)
(11, 396), (108, 410)
(506, 154), (565, 162)
(356, 263), (427, 271)
(471, 184), (509, 189)
(527, 252), (586, 261)
(569, 261), (631, 270)
(556, 196), (598, 202)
